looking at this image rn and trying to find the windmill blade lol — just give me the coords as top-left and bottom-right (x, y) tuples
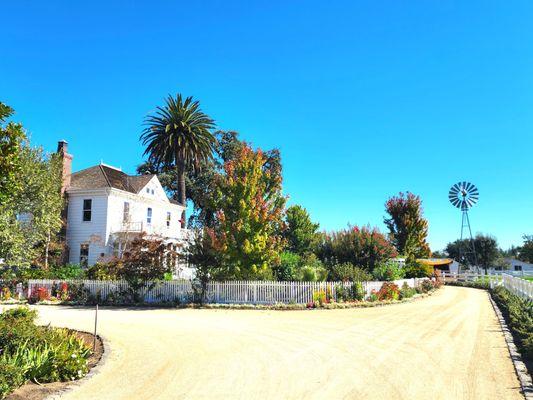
(451, 183), (461, 193)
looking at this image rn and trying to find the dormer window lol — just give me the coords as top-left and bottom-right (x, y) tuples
(147, 207), (152, 225)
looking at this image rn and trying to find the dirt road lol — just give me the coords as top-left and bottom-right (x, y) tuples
(15, 286), (523, 399)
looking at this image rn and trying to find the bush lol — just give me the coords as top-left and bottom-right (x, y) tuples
(0, 307), (92, 397)
(372, 261), (405, 281)
(417, 279), (435, 293)
(273, 252), (301, 281)
(48, 264), (86, 280)
(368, 290), (378, 302)
(312, 290), (328, 307)
(399, 282), (416, 299)
(352, 281), (365, 301)
(86, 261), (121, 280)
(491, 286), (533, 360)
(377, 282), (400, 301)
(0, 287), (11, 301)
(316, 225), (397, 271)
(403, 261), (433, 278)
(0, 361), (25, 399)
(328, 262), (372, 282)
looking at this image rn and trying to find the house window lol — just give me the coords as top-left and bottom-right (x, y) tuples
(147, 207), (152, 225)
(123, 202), (130, 223)
(80, 244), (89, 267)
(166, 212), (171, 228)
(514, 265), (523, 271)
(151, 189), (155, 195)
(82, 199), (92, 221)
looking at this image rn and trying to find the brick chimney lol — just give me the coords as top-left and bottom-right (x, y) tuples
(57, 140), (73, 194)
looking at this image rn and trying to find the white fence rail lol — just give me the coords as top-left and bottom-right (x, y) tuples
(441, 272), (533, 300)
(26, 278), (424, 305)
(501, 274), (533, 300)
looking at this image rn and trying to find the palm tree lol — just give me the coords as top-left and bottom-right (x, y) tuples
(140, 94), (216, 209)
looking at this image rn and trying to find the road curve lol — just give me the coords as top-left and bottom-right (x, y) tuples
(16, 286), (523, 399)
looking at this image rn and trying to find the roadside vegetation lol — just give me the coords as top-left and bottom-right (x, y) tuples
(0, 307), (91, 399)
(491, 286), (533, 361)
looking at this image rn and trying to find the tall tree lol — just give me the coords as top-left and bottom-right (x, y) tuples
(0, 105), (63, 267)
(445, 234), (500, 272)
(213, 144), (286, 279)
(384, 192), (431, 261)
(140, 94), (216, 209)
(283, 205), (319, 256)
(0, 102), (25, 206)
(519, 235), (533, 263)
(138, 130), (242, 228)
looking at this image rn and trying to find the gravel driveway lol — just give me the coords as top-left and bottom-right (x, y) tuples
(9, 286), (523, 399)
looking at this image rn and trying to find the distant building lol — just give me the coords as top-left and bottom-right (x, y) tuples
(417, 258), (460, 274)
(57, 140), (190, 277)
(503, 258), (533, 274)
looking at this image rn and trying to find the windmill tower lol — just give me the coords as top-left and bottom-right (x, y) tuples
(448, 182), (479, 269)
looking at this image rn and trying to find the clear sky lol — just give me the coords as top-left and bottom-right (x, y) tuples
(2, 1), (532, 251)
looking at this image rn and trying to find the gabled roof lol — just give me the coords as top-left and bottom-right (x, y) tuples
(70, 165), (155, 194)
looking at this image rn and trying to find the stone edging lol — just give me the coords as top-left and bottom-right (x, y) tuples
(44, 332), (111, 400)
(488, 293), (533, 400)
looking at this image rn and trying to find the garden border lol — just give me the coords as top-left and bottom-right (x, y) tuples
(43, 331), (110, 400)
(488, 293), (533, 400)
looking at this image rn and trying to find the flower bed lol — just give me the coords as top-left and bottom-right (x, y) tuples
(0, 308), (92, 399)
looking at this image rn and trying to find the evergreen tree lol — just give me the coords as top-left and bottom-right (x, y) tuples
(283, 205), (319, 256)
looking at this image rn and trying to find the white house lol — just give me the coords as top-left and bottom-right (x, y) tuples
(504, 258), (533, 275)
(58, 141), (189, 276)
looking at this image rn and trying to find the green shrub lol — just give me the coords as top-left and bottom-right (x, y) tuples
(372, 261), (405, 281)
(0, 361), (25, 399)
(352, 281), (365, 301)
(0, 307), (92, 397)
(403, 261), (433, 278)
(312, 290), (327, 307)
(273, 251), (301, 281)
(399, 282), (416, 299)
(491, 286), (533, 360)
(328, 262), (372, 282)
(368, 290), (378, 302)
(48, 264), (86, 280)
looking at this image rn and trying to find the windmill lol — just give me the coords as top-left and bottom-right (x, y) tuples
(449, 182), (479, 269)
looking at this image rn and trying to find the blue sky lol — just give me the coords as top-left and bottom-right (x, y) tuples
(2, 1), (532, 251)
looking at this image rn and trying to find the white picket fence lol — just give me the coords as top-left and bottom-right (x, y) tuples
(441, 272), (533, 300)
(500, 274), (533, 300)
(26, 278), (424, 305)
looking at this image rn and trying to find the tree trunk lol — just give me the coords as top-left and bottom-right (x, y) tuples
(44, 229), (51, 270)
(177, 163), (186, 225)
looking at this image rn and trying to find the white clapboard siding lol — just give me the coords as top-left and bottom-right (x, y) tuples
(26, 278), (425, 305)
